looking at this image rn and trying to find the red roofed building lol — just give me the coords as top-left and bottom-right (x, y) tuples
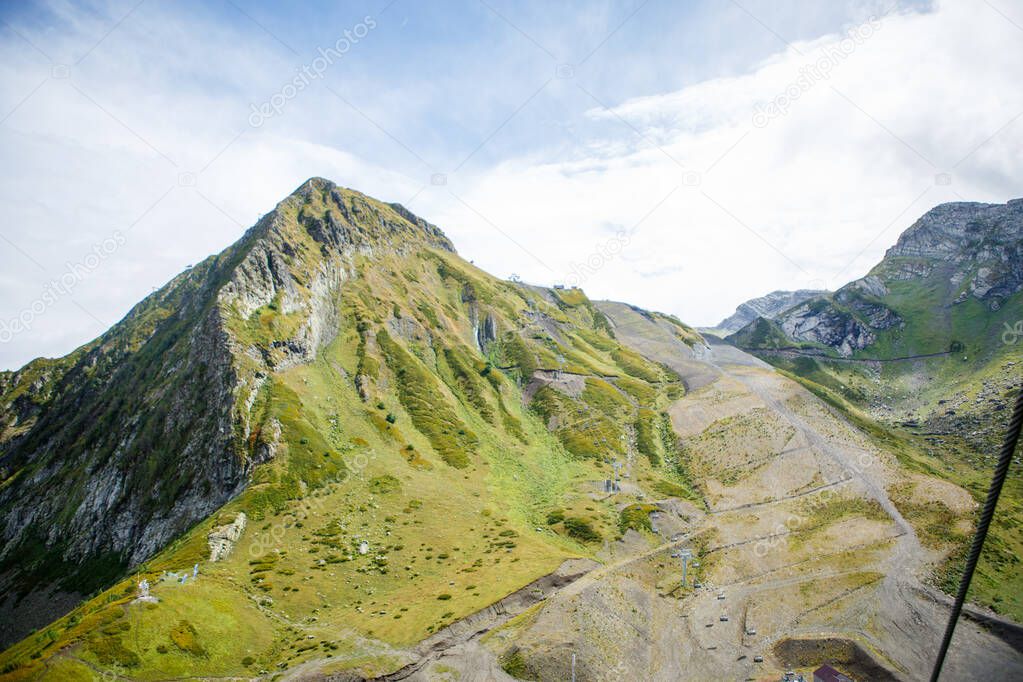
(814, 664), (853, 682)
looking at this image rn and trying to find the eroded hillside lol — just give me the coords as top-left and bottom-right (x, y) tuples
(465, 305), (1020, 682)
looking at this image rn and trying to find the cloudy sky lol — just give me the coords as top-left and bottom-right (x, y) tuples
(1, 0), (1021, 370)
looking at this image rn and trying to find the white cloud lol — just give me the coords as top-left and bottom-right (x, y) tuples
(0, 0), (426, 369)
(420, 0), (1023, 326)
(0, 0), (1021, 369)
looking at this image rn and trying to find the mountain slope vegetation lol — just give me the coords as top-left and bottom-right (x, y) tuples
(0, 183), (1018, 680)
(0, 179), (695, 679)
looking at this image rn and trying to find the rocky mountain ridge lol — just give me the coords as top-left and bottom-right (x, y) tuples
(728, 198), (1023, 357)
(713, 288), (827, 334)
(883, 199), (1023, 305)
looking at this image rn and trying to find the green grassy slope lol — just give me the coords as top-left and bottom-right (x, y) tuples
(0, 183), (698, 680)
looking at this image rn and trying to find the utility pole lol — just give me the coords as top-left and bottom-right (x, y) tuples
(571, 652), (576, 682)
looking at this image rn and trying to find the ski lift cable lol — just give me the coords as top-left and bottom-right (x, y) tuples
(929, 384), (1023, 682)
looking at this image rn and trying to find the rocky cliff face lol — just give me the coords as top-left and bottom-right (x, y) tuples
(0, 252), (246, 645)
(0, 178), (458, 646)
(880, 199), (1023, 308)
(715, 289), (826, 334)
(776, 299), (879, 356)
(729, 198), (1023, 356)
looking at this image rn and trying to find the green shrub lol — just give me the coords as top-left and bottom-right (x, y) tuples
(581, 378), (631, 414)
(619, 504), (657, 533)
(416, 301), (441, 328)
(563, 517), (600, 543)
(616, 376), (657, 404)
(500, 648), (535, 680)
(368, 475), (401, 494)
(664, 382), (685, 400)
(169, 620), (207, 657)
(441, 345), (496, 423)
(592, 309), (615, 337)
(635, 408), (660, 465)
(652, 479), (696, 500)
(611, 346), (662, 382)
(530, 383), (625, 459)
(552, 288), (587, 308)
(499, 333), (537, 376)
(88, 634), (140, 667)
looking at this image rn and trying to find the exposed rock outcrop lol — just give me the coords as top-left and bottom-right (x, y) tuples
(777, 301), (877, 356)
(208, 512), (247, 562)
(471, 308), (497, 352)
(715, 289), (827, 334)
(730, 198), (1022, 356)
(880, 198), (1023, 307)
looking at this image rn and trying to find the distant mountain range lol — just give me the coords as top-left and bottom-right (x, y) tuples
(714, 289), (827, 334)
(728, 199), (1023, 358)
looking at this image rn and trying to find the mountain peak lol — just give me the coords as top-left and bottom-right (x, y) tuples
(884, 196), (1023, 263)
(292, 175), (333, 194)
(265, 177), (455, 254)
(714, 288), (827, 334)
(0, 180), (462, 634)
(729, 197), (1023, 357)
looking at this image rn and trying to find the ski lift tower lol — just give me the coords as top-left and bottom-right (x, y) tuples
(611, 460), (623, 492)
(671, 548), (694, 587)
